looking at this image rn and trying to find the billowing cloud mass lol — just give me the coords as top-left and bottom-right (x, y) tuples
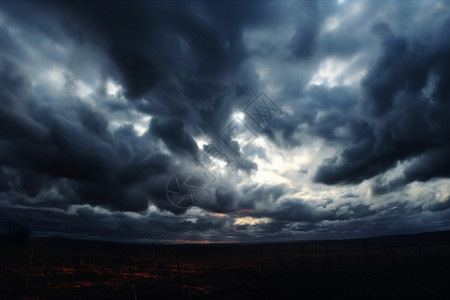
(0, 1), (449, 242)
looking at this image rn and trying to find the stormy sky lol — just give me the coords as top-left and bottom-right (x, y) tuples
(0, 0), (449, 243)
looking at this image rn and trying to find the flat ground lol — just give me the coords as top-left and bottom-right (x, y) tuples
(1, 231), (449, 299)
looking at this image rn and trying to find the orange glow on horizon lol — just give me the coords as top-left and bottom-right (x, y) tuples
(173, 239), (238, 244)
(137, 238), (238, 244)
(207, 212), (227, 217)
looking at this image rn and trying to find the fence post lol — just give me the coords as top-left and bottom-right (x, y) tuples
(25, 250), (33, 286)
(40, 259), (52, 300)
(177, 256), (185, 299)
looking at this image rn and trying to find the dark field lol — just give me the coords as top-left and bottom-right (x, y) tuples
(1, 231), (449, 299)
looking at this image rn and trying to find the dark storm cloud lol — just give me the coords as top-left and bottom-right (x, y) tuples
(243, 183), (287, 205)
(0, 58), (174, 212)
(262, 197), (374, 223)
(150, 117), (199, 159)
(50, 0), (267, 102)
(314, 18), (450, 187)
(289, 2), (321, 60)
(0, 204), (225, 242)
(46, 1), (163, 100)
(44, 0), (275, 174)
(0, 0), (449, 242)
(199, 182), (287, 215)
(0, 0), (275, 214)
(266, 83), (366, 149)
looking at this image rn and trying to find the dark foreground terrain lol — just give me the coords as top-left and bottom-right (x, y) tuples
(1, 231), (449, 299)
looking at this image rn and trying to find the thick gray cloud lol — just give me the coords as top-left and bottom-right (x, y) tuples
(0, 0), (449, 242)
(314, 18), (450, 187)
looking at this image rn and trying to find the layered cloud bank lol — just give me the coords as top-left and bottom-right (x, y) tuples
(0, 1), (449, 242)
